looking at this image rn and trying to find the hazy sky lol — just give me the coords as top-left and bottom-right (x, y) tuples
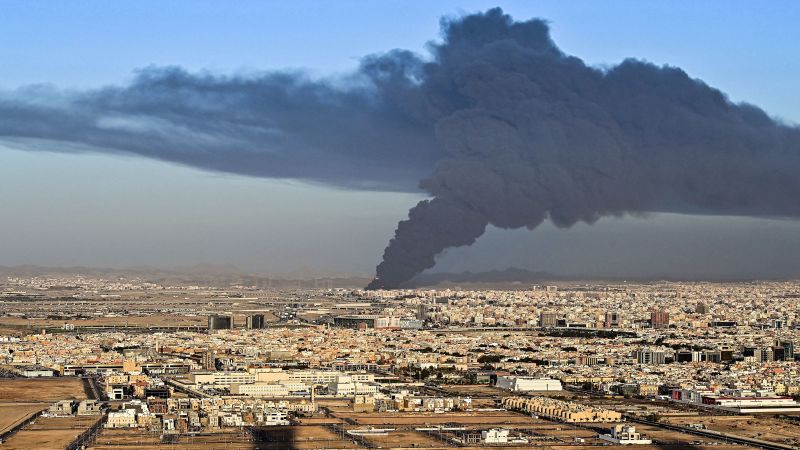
(1, 1), (799, 278)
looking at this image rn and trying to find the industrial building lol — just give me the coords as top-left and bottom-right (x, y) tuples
(496, 376), (562, 392)
(207, 315), (233, 330)
(246, 314), (265, 329)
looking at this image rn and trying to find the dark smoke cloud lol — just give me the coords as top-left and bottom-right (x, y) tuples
(1, 8), (799, 289)
(0, 53), (440, 191)
(368, 8), (800, 288)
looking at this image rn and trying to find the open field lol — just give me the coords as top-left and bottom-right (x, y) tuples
(253, 426), (361, 449)
(0, 377), (88, 402)
(359, 429), (446, 448)
(326, 409), (762, 449)
(91, 426), (362, 450)
(293, 416), (344, 425)
(662, 415), (800, 448)
(82, 423), (762, 450)
(545, 446), (751, 450)
(0, 403), (46, 435)
(314, 398), (352, 409)
(92, 429), (260, 450)
(0, 314), (208, 328)
(1, 416), (98, 450)
(631, 422), (755, 448)
(334, 410), (546, 426)
(332, 411), (606, 448)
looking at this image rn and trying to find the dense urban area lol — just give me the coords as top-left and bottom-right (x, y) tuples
(2, 273), (800, 449)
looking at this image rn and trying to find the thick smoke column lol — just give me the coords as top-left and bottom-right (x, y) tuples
(1, 8), (799, 289)
(368, 8), (800, 289)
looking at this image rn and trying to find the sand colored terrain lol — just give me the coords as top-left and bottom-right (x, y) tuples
(0, 378), (88, 402)
(0, 403), (46, 435)
(1, 416), (99, 450)
(0, 314), (208, 328)
(663, 415), (800, 447)
(91, 426), (361, 450)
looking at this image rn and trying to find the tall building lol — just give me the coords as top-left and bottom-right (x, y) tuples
(777, 340), (795, 361)
(416, 303), (429, 321)
(650, 308), (670, 329)
(754, 347), (773, 362)
(539, 312), (559, 328)
(704, 350), (722, 363)
(246, 314), (265, 330)
(604, 311), (621, 328)
(201, 350), (216, 371)
(207, 315), (233, 330)
(695, 302), (710, 314)
(334, 315), (377, 329)
(676, 350), (702, 363)
(636, 349), (665, 364)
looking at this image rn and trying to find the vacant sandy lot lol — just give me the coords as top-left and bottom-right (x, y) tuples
(92, 426), (361, 450)
(335, 411), (544, 426)
(0, 403), (46, 434)
(663, 415), (800, 447)
(0, 314), (207, 328)
(0, 377), (88, 402)
(359, 429), (445, 448)
(85, 423), (760, 450)
(1, 416), (98, 450)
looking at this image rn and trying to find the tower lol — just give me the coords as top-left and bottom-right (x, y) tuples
(246, 314), (265, 329)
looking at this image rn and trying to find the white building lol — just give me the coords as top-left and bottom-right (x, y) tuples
(21, 367), (54, 377)
(599, 425), (652, 445)
(259, 408), (290, 425)
(230, 383), (290, 397)
(189, 371), (256, 387)
(328, 375), (379, 396)
(106, 410), (137, 428)
(253, 369), (374, 386)
(482, 428), (509, 444)
(496, 376), (562, 392)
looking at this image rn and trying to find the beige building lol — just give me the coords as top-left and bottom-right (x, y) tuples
(229, 383), (290, 397)
(106, 410), (137, 428)
(503, 397), (621, 423)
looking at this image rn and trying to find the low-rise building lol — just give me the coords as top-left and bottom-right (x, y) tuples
(496, 376), (562, 392)
(503, 397), (621, 423)
(599, 425), (652, 445)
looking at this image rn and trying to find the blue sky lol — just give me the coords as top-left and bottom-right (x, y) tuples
(1, 1), (799, 277)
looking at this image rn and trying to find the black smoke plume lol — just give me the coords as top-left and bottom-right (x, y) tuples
(0, 53), (440, 191)
(1, 8), (798, 289)
(368, 9), (800, 289)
